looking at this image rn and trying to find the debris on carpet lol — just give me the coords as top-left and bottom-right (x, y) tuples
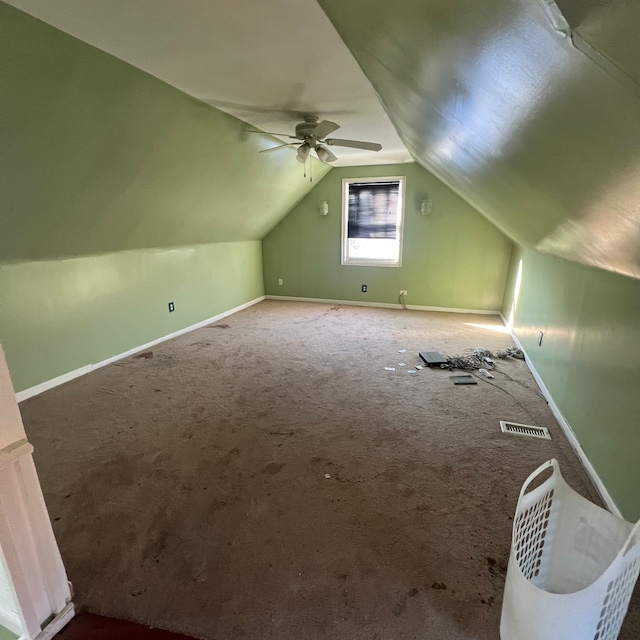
(449, 375), (478, 385)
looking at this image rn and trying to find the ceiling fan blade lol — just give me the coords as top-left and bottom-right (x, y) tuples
(246, 129), (298, 139)
(316, 145), (338, 164)
(325, 138), (382, 151)
(259, 143), (296, 154)
(313, 120), (340, 139)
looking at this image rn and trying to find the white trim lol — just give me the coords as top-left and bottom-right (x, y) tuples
(0, 610), (22, 638)
(0, 440), (34, 472)
(407, 304), (498, 315)
(0, 456), (72, 639)
(266, 295), (500, 315)
(1, 351), (73, 640)
(92, 295), (264, 370)
(34, 602), (75, 640)
(15, 296), (265, 403)
(15, 367), (94, 404)
(499, 313), (622, 518)
(341, 176), (406, 268)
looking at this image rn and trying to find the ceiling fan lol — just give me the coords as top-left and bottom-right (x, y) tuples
(248, 116), (382, 164)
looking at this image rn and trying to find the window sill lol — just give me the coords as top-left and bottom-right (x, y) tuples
(341, 260), (402, 268)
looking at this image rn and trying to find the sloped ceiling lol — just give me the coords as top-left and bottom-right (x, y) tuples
(0, 3), (331, 262)
(317, 0), (640, 278)
(555, 0), (640, 87)
(1, 0), (411, 167)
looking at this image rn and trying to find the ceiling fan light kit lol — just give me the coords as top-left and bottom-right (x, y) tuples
(316, 145), (336, 163)
(296, 142), (311, 163)
(248, 115), (382, 169)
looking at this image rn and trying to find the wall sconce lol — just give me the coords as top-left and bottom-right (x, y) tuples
(319, 201), (329, 216)
(420, 196), (432, 216)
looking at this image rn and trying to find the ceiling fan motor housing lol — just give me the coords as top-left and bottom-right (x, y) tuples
(295, 115), (320, 141)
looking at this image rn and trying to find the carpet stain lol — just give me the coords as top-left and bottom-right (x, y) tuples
(20, 301), (637, 640)
(135, 351), (154, 359)
(392, 596), (408, 617)
(261, 462), (285, 475)
(222, 447), (240, 460)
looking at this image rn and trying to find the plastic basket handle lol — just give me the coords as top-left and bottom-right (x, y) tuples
(620, 519), (640, 557)
(518, 458), (559, 502)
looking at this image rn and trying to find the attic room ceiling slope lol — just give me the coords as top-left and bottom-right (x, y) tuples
(0, 3), (332, 262)
(318, 0), (640, 279)
(3, 0), (412, 168)
(555, 0), (640, 88)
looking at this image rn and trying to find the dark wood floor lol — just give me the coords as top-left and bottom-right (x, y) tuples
(59, 613), (197, 640)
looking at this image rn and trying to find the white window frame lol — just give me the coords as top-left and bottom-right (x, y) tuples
(341, 176), (406, 267)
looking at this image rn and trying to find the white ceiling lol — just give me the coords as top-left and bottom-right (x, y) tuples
(5, 0), (412, 167)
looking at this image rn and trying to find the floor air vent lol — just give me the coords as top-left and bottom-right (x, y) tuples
(500, 421), (551, 440)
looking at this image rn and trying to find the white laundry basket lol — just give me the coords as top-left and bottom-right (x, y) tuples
(501, 459), (640, 640)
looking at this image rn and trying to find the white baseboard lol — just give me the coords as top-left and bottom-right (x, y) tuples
(499, 314), (622, 518)
(0, 609), (22, 638)
(15, 296), (265, 403)
(266, 295), (500, 315)
(15, 366), (93, 404)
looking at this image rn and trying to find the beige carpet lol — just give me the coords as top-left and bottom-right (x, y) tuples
(20, 301), (639, 640)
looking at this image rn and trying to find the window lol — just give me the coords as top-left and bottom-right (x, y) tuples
(341, 176), (405, 266)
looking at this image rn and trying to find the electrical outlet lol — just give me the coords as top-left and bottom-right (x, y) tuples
(278, 278), (283, 286)
(361, 284), (367, 293)
(537, 331), (544, 346)
(399, 290), (408, 296)
(168, 302), (175, 312)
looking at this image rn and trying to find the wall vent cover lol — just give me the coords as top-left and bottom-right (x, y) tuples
(500, 421), (551, 440)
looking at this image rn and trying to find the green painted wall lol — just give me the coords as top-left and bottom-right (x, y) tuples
(317, 0), (640, 279)
(0, 625), (18, 640)
(0, 5), (331, 392)
(502, 246), (640, 520)
(263, 163), (512, 310)
(0, 242), (263, 392)
(0, 3), (328, 262)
